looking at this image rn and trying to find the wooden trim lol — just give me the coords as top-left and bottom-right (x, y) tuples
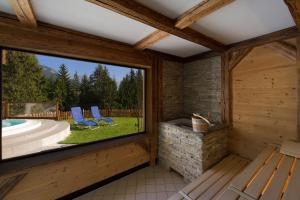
(183, 50), (221, 63)
(1, 49), (6, 65)
(7, 0), (37, 27)
(265, 41), (296, 61)
(227, 26), (300, 52)
(284, 0), (300, 30)
(221, 53), (230, 125)
(86, 0), (225, 52)
(134, 30), (169, 50)
(297, 37), (300, 141)
(175, 0), (235, 29)
(228, 48), (252, 71)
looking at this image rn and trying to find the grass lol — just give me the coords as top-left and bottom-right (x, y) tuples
(59, 117), (144, 144)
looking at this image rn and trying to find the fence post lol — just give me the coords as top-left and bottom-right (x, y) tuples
(56, 101), (60, 120)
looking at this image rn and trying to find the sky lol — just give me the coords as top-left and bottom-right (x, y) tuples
(36, 54), (136, 85)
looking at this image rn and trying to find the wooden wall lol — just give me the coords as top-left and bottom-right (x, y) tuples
(230, 41), (298, 159)
(1, 141), (149, 200)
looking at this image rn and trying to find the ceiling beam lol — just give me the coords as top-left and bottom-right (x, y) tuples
(227, 26), (300, 52)
(86, 0), (225, 52)
(175, 0), (234, 29)
(135, 0), (234, 50)
(7, 0), (37, 27)
(184, 26), (300, 63)
(135, 30), (169, 50)
(284, 0), (300, 30)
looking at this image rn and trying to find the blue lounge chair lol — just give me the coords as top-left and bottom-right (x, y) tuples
(91, 106), (113, 123)
(71, 107), (98, 129)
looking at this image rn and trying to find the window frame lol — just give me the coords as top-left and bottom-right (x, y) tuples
(0, 46), (148, 171)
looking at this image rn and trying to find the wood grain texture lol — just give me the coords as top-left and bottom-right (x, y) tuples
(0, 14), (152, 67)
(0, 173), (26, 199)
(284, 0), (300, 30)
(230, 43), (298, 159)
(0, 141), (149, 200)
(86, 0), (225, 51)
(266, 41), (296, 61)
(134, 30), (169, 50)
(175, 0), (234, 29)
(7, 0), (37, 27)
(228, 26), (300, 52)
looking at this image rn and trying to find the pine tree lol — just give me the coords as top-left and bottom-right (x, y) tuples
(55, 64), (72, 111)
(79, 74), (92, 109)
(71, 72), (81, 106)
(2, 50), (46, 102)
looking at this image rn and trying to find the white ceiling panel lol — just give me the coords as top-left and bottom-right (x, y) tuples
(0, 0), (14, 15)
(135, 0), (204, 19)
(150, 35), (209, 57)
(191, 0), (295, 44)
(0, 0), (156, 45)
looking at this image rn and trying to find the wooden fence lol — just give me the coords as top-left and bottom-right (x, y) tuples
(2, 102), (142, 120)
(59, 109), (141, 120)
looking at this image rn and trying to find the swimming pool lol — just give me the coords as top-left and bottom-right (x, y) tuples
(2, 119), (26, 128)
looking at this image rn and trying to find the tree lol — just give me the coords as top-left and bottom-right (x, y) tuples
(79, 74), (92, 109)
(2, 50), (46, 102)
(71, 72), (81, 105)
(55, 64), (72, 111)
(90, 64), (117, 111)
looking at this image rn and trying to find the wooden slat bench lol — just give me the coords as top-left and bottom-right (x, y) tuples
(169, 146), (300, 200)
(168, 155), (249, 200)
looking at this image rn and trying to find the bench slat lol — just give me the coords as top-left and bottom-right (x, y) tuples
(260, 155), (293, 200)
(230, 146), (275, 191)
(244, 151), (282, 198)
(168, 192), (185, 200)
(198, 158), (248, 200)
(189, 157), (241, 199)
(181, 155), (235, 194)
(216, 190), (240, 200)
(282, 158), (300, 200)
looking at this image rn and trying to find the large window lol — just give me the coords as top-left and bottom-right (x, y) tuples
(1, 49), (145, 160)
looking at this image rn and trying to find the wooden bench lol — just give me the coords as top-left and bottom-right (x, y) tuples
(168, 155), (249, 200)
(169, 146), (300, 200)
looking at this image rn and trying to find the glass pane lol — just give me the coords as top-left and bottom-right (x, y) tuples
(1, 49), (145, 159)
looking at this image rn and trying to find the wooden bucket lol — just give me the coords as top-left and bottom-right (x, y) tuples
(192, 114), (209, 133)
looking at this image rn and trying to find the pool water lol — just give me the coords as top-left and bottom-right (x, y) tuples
(2, 119), (26, 128)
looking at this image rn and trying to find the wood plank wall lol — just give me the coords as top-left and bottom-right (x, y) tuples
(1, 141), (149, 200)
(230, 41), (298, 159)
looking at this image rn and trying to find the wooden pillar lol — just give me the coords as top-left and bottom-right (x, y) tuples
(149, 57), (161, 166)
(1, 50), (6, 65)
(221, 53), (230, 126)
(297, 37), (300, 141)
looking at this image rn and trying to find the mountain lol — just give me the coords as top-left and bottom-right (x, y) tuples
(41, 65), (57, 79)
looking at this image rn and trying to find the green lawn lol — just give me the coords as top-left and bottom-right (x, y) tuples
(59, 117), (144, 144)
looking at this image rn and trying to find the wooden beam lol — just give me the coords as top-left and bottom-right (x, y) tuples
(1, 49), (6, 65)
(86, 0), (225, 52)
(284, 0), (300, 30)
(135, 30), (169, 50)
(297, 37), (300, 141)
(0, 13), (152, 67)
(228, 26), (300, 52)
(134, 0), (233, 50)
(7, 0), (37, 27)
(175, 0), (234, 29)
(228, 48), (252, 70)
(266, 41), (296, 61)
(183, 50), (221, 63)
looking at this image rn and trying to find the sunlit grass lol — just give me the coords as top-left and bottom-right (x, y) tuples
(59, 117), (144, 144)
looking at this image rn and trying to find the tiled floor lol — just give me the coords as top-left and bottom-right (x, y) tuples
(75, 165), (188, 200)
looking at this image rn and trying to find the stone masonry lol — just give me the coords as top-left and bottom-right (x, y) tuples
(158, 119), (228, 181)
